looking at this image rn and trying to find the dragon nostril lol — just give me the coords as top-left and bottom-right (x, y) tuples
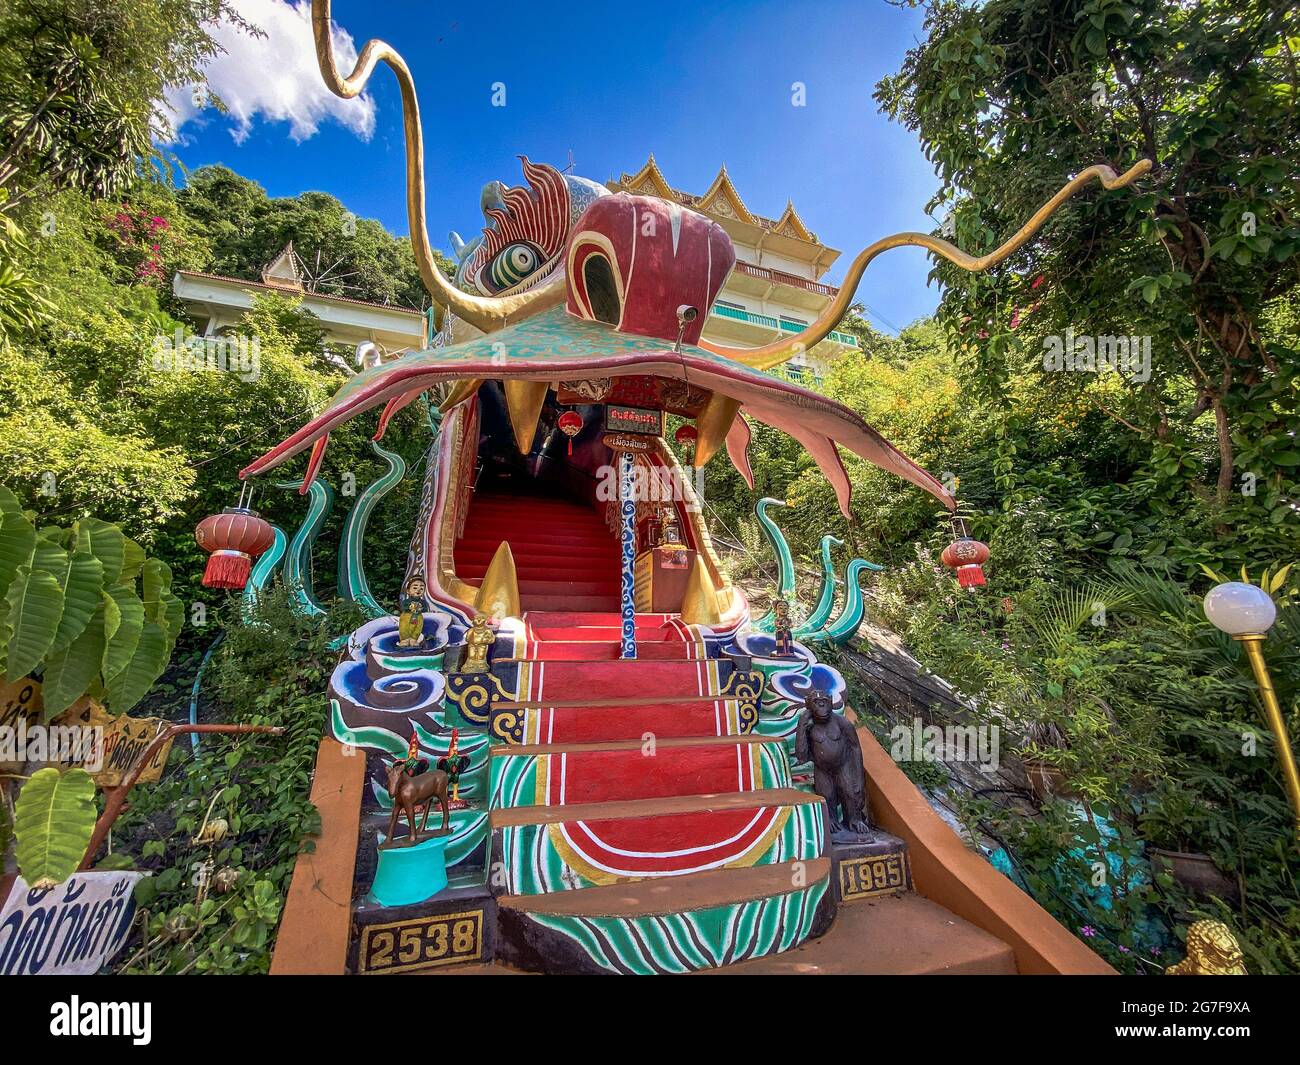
(582, 254), (621, 325)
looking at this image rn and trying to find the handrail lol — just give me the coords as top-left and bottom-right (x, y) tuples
(734, 260), (838, 297)
(709, 304), (860, 348)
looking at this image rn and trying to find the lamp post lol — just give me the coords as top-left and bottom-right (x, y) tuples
(1203, 581), (1300, 843)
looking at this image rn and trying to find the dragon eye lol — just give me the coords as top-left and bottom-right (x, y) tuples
(486, 242), (541, 291)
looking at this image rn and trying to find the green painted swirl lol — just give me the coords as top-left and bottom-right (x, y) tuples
(338, 439), (407, 617)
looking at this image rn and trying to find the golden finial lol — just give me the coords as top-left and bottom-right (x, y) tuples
(474, 542), (521, 621)
(680, 556), (721, 626)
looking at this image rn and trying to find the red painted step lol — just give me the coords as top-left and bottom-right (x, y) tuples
(500, 696), (749, 743)
(492, 790), (820, 880)
(469, 497), (606, 513)
(492, 735), (778, 804)
(505, 639), (698, 662)
(460, 550), (618, 572)
(521, 594), (621, 612)
(526, 625), (687, 643)
(454, 493), (624, 611)
(459, 529), (615, 547)
(519, 659), (731, 702)
(469, 578), (620, 597)
(527, 612), (679, 629)
(464, 519), (612, 536)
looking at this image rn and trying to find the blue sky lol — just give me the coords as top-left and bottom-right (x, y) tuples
(171, 0), (944, 332)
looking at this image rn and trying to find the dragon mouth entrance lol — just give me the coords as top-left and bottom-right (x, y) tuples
(419, 377), (739, 625)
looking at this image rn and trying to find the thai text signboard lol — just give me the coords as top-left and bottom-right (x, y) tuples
(0, 871), (145, 975)
(0, 679), (173, 785)
(92, 707), (174, 787)
(605, 404), (663, 436)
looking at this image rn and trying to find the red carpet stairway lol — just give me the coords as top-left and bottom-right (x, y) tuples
(452, 493), (996, 974)
(456, 495), (622, 613)
(484, 605), (833, 974)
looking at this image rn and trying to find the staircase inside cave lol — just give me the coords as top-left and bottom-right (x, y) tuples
(456, 493), (622, 613)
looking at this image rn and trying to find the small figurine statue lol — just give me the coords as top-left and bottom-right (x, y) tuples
(383, 741), (450, 847)
(438, 728), (472, 805)
(660, 505), (684, 548)
(1165, 920), (1248, 975)
(773, 597), (795, 657)
(395, 731), (428, 777)
(792, 679), (870, 839)
(459, 614), (494, 673)
(396, 576), (427, 648)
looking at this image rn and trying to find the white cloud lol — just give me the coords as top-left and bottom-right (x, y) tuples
(161, 0), (376, 145)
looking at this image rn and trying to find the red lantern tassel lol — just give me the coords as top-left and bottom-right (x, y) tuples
(957, 564), (986, 588)
(202, 550), (252, 590)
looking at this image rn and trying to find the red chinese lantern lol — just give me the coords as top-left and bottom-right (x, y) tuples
(195, 507), (275, 590)
(941, 537), (990, 589)
(674, 424), (698, 450)
(557, 410), (583, 455)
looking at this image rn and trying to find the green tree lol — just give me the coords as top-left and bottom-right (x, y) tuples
(177, 165), (440, 310)
(876, 0), (1300, 562)
(0, 0), (249, 209)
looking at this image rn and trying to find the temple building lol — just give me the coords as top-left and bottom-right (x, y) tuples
(609, 155), (860, 383)
(171, 242), (430, 354)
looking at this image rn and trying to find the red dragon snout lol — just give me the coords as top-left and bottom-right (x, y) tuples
(565, 193), (735, 346)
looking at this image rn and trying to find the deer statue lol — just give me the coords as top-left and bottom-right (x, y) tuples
(383, 760), (451, 847)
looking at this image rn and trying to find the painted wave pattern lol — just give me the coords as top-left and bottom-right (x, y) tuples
(489, 750), (538, 811)
(523, 876), (829, 974)
(749, 656), (850, 758)
(499, 796), (823, 895)
(328, 611), (492, 872)
(329, 613), (464, 753)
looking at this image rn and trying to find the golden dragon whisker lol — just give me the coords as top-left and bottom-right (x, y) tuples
(700, 160), (1153, 371)
(309, 0), (565, 335)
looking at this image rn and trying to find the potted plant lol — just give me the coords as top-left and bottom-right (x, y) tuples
(1140, 784), (1239, 903)
(1018, 721), (1080, 802)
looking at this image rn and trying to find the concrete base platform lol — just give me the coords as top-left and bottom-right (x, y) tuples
(414, 893), (1015, 975)
(696, 892), (1017, 975)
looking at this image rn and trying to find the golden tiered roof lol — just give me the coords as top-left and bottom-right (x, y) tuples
(614, 154), (822, 246)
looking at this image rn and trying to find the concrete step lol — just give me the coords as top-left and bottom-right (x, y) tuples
(695, 891), (1018, 975)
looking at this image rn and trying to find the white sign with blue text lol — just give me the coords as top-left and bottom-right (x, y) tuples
(0, 871), (145, 975)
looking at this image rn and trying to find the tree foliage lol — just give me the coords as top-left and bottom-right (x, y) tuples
(177, 165), (437, 310)
(876, 0), (1300, 565)
(0, 0), (249, 209)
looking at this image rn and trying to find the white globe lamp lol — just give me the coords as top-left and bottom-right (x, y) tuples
(1203, 580), (1298, 842)
(1203, 581), (1277, 636)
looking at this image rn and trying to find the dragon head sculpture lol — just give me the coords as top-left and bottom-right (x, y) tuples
(449, 158), (607, 300)
(242, 1), (1151, 553)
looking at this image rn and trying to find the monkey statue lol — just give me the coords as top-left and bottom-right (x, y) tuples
(792, 679), (870, 838)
